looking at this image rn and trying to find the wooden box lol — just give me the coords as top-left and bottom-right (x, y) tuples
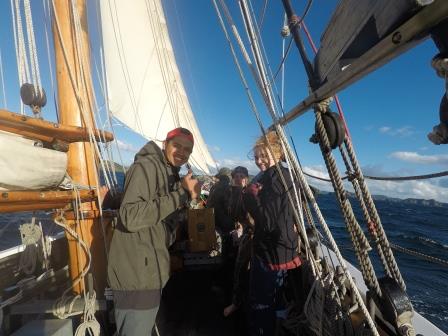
(187, 208), (216, 252)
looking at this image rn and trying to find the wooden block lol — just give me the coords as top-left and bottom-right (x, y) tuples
(187, 208), (216, 253)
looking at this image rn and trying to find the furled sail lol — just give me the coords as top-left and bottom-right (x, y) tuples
(99, 0), (216, 174)
(0, 131), (67, 190)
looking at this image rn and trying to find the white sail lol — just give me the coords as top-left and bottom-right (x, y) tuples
(99, 0), (216, 174)
(0, 131), (67, 191)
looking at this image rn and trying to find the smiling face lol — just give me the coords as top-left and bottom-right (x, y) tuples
(254, 146), (276, 172)
(164, 136), (193, 167)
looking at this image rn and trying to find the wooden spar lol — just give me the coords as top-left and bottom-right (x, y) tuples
(0, 190), (96, 213)
(0, 109), (114, 144)
(52, 0), (108, 295)
(275, 0), (448, 127)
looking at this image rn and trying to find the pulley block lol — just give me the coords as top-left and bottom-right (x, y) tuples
(315, 111), (346, 149)
(377, 277), (415, 336)
(20, 83), (47, 108)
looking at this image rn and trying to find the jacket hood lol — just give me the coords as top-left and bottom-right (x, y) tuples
(134, 141), (165, 163)
(134, 141), (181, 173)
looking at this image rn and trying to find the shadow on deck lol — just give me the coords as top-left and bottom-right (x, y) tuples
(156, 269), (246, 336)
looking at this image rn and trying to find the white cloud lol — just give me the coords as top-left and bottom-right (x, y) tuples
(116, 140), (138, 153)
(378, 126), (415, 137)
(389, 151), (448, 165)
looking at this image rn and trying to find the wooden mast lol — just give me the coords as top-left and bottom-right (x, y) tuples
(52, 0), (108, 295)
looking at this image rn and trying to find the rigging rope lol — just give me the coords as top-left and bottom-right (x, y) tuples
(304, 170), (448, 182)
(213, 2), (380, 334)
(0, 49), (7, 108)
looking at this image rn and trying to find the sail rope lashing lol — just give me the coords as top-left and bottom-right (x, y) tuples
(18, 217), (51, 275)
(213, 1), (382, 334)
(11, 0), (30, 114)
(11, 0), (44, 116)
(23, 0), (42, 97)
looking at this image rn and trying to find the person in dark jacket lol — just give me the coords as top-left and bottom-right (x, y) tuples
(243, 130), (301, 336)
(107, 127), (201, 336)
(207, 167), (234, 234)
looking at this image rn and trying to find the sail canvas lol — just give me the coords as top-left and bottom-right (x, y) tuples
(100, 0), (215, 174)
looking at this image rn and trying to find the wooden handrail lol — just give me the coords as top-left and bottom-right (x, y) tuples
(0, 109), (114, 143)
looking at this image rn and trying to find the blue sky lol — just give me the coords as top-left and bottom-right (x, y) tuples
(160, 0), (448, 201)
(1, 1), (447, 201)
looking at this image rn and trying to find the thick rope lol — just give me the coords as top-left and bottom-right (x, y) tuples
(314, 107), (382, 298)
(343, 137), (406, 291)
(339, 147), (392, 278)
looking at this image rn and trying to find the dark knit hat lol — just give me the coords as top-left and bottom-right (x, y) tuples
(231, 166), (249, 178)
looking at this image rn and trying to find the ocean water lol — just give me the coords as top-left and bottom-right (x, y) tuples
(316, 193), (448, 333)
(0, 190), (447, 333)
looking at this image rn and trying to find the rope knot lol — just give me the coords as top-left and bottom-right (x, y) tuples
(431, 54), (448, 79)
(367, 220), (377, 235)
(314, 97), (333, 113)
(289, 14), (300, 29)
(346, 171), (357, 182)
(281, 25), (290, 38)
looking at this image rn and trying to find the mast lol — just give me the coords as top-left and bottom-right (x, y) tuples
(52, 0), (107, 295)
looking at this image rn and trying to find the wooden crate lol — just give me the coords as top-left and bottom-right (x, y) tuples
(187, 208), (216, 252)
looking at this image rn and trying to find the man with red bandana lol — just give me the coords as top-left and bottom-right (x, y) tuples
(108, 127), (200, 335)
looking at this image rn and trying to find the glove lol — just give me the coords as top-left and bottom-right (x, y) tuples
(245, 182), (262, 197)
